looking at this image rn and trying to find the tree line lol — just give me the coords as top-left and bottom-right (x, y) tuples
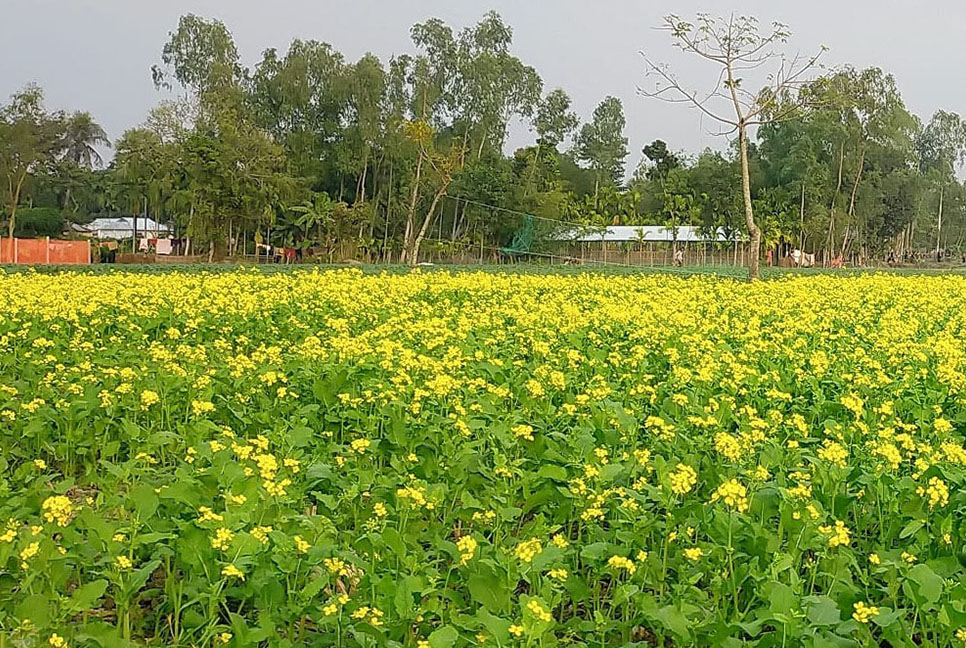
(2, 11), (965, 271)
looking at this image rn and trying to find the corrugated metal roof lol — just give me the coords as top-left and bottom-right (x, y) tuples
(557, 225), (739, 243)
(88, 217), (171, 235)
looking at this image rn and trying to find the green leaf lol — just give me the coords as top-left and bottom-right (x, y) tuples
(909, 564), (943, 604)
(129, 484), (159, 520)
(15, 594), (50, 626)
(653, 605), (691, 640)
(599, 463), (624, 483)
(393, 575), (417, 618)
(536, 465), (568, 481)
(899, 520), (924, 539)
(805, 596), (841, 626)
(428, 625), (459, 648)
(65, 580), (108, 613)
(288, 425), (314, 447)
(122, 559), (162, 600)
(300, 577), (327, 601)
(476, 609), (511, 643)
(613, 583), (640, 607)
(381, 527), (407, 556)
(133, 532), (174, 546)
(872, 607), (901, 628)
(531, 545), (563, 570)
(468, 572), (508, 612)
(579, 542), (610, 560)
(767, 582), (797, 616)
(158, 480), (200, 507)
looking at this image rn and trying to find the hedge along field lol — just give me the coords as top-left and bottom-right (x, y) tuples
(3, 269), (966, 648)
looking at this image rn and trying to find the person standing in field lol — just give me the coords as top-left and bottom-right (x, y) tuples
(673, 249), (684, 266)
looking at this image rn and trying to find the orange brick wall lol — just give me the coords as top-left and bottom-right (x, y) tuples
(0, 238), (90, 264)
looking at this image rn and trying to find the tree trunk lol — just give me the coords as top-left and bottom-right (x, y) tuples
(383, 160), (393, 261)
(410, 185), (449, 266)
(357, 146), (370, 204)
(738, 124), (761, 281)
(450, 198), (460, 241)
(186, 202), (194, 256)
(826, 143), (845, 263)
(937, 184), (944, 262)
(847, 147), (864, 219)
(524, 142), (542, 198)
(799, 182), (806, 249)
(842, 146), (865, 257)
(401, 151), (424, 264)
(8, 172), (27, 239)
(6, 201), (15, 239)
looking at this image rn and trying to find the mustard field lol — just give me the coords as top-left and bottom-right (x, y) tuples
(3, 268), (966, 647)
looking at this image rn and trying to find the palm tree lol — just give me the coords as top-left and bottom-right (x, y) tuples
(63, 112), (111, 168)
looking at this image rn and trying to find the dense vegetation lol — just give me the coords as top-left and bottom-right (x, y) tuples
(5, 269), (966, 646)
(2, 12), (966, 267)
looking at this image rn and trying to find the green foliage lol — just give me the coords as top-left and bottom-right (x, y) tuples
(1, 269), (966, 646)
(5, 11), (966, 265)
(12, 207), (64, 237)
(0, 85), (69, 237)
(152, 14), (242, 93)
(574, 97), (629, 194)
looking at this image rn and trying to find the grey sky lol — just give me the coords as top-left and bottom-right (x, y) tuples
(2, 1), (963, 171)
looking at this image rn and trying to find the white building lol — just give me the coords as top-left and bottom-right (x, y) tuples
(86, 217), (171, 239)
(557, 225), (740, 243)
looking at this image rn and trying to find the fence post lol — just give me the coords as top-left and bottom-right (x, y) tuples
(46, 236), (50, 264)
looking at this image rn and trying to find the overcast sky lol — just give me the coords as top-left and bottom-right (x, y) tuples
(2, 1), (963, 170)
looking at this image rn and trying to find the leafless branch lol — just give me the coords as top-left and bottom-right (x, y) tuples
(639, 52), (737, 127)
(745, 48), (827, 121)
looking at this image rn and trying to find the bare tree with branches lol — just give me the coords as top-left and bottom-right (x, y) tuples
(639, 14), (827, 280)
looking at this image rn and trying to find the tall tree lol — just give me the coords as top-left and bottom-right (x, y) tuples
(535, 89), (579, 151)
(343, 53), (386, 204)
(918, 110), (966, 259)
(249, 40), (348, 182)
(575, 96), (629, 200)
(452, 11), (542, 158)
(400, 120), (462, 264)
(152, 14), (243, 96)
(111, 128), (165, 247)
(521, 89), (579, 198)
(640, 14), (826, 280)
(642, 140), (682, 182)
(0, 85), (65, 238)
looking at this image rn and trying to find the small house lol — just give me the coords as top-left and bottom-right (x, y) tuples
(86, 216), (172, 240)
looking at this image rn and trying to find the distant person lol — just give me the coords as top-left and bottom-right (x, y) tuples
(673, 249), (684, 267)
(765, 249), (773, 267)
